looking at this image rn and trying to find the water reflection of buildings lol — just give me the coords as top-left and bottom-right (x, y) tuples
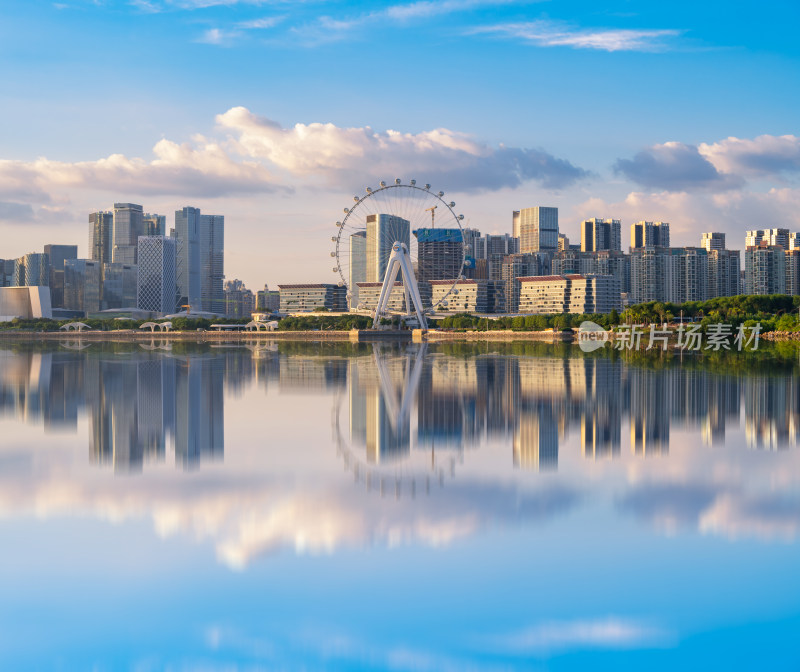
(343, 348), (797, 474)
(0, 349), (225, 473)
(87, 355), (226, 472)
(744, 376), (800, 450)
(2, 344), (798, 480)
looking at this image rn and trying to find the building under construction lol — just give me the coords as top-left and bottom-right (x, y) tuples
(413, 228), (464, 307)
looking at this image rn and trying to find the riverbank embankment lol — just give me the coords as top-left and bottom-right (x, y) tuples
(0, 328), (576, 343)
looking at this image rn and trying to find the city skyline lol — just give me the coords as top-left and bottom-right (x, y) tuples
(1, 1), (799, 290)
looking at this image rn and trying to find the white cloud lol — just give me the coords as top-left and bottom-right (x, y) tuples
(469, 20), (682, 52)
(216, 106), (589, 190)
(0, 137), (278, 206)
(615, 135), (800, 194)
(699, 493), (800, 541)
(492, 618), (672, 653)
(613, 141), (743, 192)
(699, 134), (800, 178)
(196, 27), (241, 45)
(287, 0), (528, 46)
(237, 15), (284, 29)
(385, 0), (521, 21)
(0, 107), (586, 221)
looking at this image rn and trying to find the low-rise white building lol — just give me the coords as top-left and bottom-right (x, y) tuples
(354, 282), (406, 312)
(430, 279), (490, 313)
(518, 274), (621, 314)
(278, 284), (347, 312)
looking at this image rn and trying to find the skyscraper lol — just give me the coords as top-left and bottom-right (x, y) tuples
(581, 218), (621, 252)
(44, 244), (78, 309)
(518, 207), (558, 253)
(64, 259), (102, 314)
(14, 252), (50, 287)
(199, 214), (224, 313)
(143, 213), (166, 237)
(174, 206), (202, 310)
(349, 230), (367, 309)
(112, 203), (144, 265)
(366, 214), (410, 283)
(137, 236), (178, 314)
(630, 221), (670, 249)
(89, 211), (114, 266)
(512, 210), (520, 238)
(102, 263), (138, 309)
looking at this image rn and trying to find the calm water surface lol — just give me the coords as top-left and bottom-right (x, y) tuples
(0, 339), (799, 670)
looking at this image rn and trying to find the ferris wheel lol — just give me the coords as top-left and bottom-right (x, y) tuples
(331, 179), (467, 323)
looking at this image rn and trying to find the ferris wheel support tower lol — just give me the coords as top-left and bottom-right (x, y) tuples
(372, 242), (427, 329)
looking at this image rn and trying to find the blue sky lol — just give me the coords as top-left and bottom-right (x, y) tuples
(2, 0), (800, 286)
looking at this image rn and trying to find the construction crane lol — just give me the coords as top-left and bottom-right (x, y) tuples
(425, 205), (437, 228)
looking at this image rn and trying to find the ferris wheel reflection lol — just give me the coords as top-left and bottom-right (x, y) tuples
(336, 343), (462, 499)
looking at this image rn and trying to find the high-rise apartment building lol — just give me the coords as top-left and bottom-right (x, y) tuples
(472, 232), (520, 280)
(745, 229), (790, 250)
(518, 207), (558, 253)
(785, 250), (800, 295)
(89, 211), (114, 266)
(581, 218), (621, 252)
(708, 249), (741, 298)
(557, 233), (570, 252)
(112, 203), (144, 265)
(137, 236), (178, 314)
(553, 250), (631, 294)
(630, 247), (709, 303)
(745, 244), (786, 295)
(366, 214), (410, 283)
(173, 206), (202, 310)
(199, 214), (224, 313)
(64, 259), (102, 314)
(630, 221), (670, 249)
(701, 232), (726, 252)
(502, 253), (548, 312)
